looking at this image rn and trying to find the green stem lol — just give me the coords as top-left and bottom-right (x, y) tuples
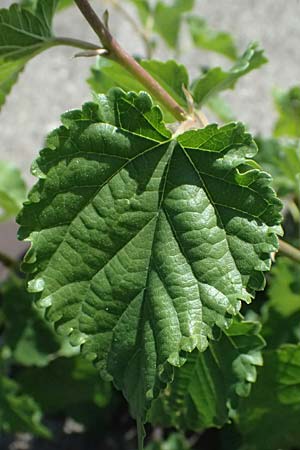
(74, 0), (187, 121)
(279, 239), (300, 263)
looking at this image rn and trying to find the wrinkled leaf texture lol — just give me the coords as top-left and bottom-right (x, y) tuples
(18, 89), (281, 424)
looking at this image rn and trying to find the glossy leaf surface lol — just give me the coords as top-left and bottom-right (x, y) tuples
(18, 89), (281, 424)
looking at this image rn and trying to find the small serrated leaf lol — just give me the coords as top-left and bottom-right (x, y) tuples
(188, 15), (238, 60)
(192, 42), (267, 105)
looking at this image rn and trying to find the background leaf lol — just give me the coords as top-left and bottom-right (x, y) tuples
(153, 1), (194, 48)
(16, 355), (111, 415)
(0, 0), (67, 108)
(273, 86), (300, 138)
(0, 375), (50, 437)
(88, 58), (188, 121)
(145, 433), (189, 450)
(237, 344), (300, 450)
(192, 42), (267, 105)
(1, 276), (62, 367)
(0, 160), (26, 222)
(255, 137), (300, 196)
(188, 16), (237, 60)
(150, 319), (264, 430)
(260, 257), (300, 348)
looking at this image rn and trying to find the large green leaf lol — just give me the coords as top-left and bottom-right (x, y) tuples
(237, 344), (300, 450)
(1, 276), (62, 366)
(0, 160), (26, 222)
(149, 319), (264, 430)
(192, 42), (267, 105)
(0, 374), (50, 437)
(18, 89), (281, 426)
(88, 58), (188, 121)
(273, 86), (300, 138)
(0, 1), (58, 108)
(187, 16), (237, 60)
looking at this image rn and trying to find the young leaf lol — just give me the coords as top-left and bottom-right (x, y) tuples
(18, 90), (281, 424)
(0, 1), (60, 108)
(273, 86), (300, 138)
(88, 58), (189, 121)
(0, 374), (50, 437)
(187, 16), (238, 60)
(237, 344), (300, 450)
(1, 276), (62, 367)
(192, 42), (267, 105)
(149, 319), (264, 430)
(0, 161), (26, 222)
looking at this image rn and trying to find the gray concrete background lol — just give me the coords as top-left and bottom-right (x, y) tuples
(1, 0), (300, 184)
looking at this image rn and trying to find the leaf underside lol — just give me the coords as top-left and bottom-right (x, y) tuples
(18, 89), (281, 423)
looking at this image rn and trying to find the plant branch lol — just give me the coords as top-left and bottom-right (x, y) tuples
(278, 239), (300, 263)
(0, 251), (18, 271)
(74, 0), (187, 121)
